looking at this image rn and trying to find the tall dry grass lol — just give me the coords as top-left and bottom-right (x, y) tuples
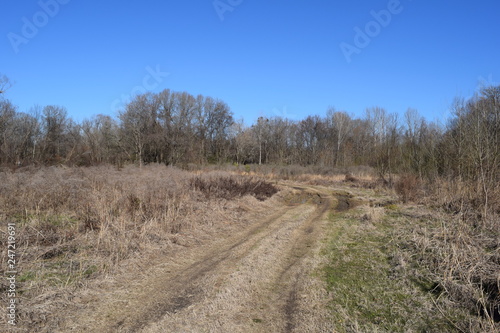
(232, 164), (377, 186)
(1, 165), (190, 259)
(0, 164), (278, 328)
(394, 176), (500, 330)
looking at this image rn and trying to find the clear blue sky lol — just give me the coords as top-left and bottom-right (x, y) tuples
(1, 0), (499, 125)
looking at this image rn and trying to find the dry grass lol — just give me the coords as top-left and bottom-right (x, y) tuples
(321, 180), (499, 332)
(190, 173), (278, 201)
(2, 164), (497, 331)
(0, 164), (279, 330)
(415, 178), (500, 331)
(394, 173), (422, 203)
(202, 163), (375, 180)
(389, 174), (499, 331)
(239, 164), (378, 187)
(381, 174), (499, 331)
(389, 204), (499, 332)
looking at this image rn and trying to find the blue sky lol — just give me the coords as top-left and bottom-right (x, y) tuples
(1, 0), (499, 125)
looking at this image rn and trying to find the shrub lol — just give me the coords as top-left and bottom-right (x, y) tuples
(190, 175), (278, 201)
(395, 174), (421, 203)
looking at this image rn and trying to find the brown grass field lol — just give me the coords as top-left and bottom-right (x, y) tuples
(0, 164), (498, 332)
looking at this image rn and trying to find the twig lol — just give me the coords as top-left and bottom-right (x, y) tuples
(431, 296), (467, 333)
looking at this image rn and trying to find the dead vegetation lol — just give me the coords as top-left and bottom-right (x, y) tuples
(0, 164), (279, 331)
(420, 179), (499, 331)
(0, 162), (498, 332)
(383, 204), (499, 332)
(190, 173), (278, 201)
(394, 173), (422, 203)
(387, 176), (500, 332)
(321, 182), (499, 332)
(243, 164), (377, 187)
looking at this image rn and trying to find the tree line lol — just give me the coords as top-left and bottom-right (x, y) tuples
(0, 75), (498, 194)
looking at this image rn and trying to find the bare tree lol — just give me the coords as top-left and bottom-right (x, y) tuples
(40, 105), (71, 164)
(197, 97), (233, 163)
(327, 107), (353, 167)
(119, 93), (159, 167)
(232, 120), (257, 164)
(0, 75), (12, 96)
(254, 117), (270, 165)
(366, 107), (400, 180)
(0, 100), (17, 165)
(266, 117), (293, 165)
(403, 108), (425, 175)
(81, 114), (120, 165)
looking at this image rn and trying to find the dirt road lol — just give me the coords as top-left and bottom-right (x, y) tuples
(62, 185), (340, 333)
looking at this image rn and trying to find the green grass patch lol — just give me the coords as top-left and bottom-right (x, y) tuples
(82, 265), (98, 278)
(384, 203), (399, 211)
(37, 259), (100, 287)
(18, 271), (36, 282)
(42, 214), (79, 227)
(322, 209), (453, 332)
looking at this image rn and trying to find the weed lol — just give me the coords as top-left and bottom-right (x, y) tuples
(82, 265), (98, 278)
(322, 207), (460, 332)
(18, 271), (36, 282)
(385, 204), (399, 211)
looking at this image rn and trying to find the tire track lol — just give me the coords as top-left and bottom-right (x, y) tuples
(275, 188), (332, 332)
(76, 205), (293, 333)
(64, 186), (337, 333)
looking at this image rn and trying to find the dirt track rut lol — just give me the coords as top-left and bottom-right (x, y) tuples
(63, 185), (337, 333)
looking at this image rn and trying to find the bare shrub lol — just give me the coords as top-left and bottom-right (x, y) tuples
(346, 165), (375, 179)
(344, 174), (357, 183)
(190, 174), (278, 201)
(405, 177), (500, 330)
(395, 174), (421, 203)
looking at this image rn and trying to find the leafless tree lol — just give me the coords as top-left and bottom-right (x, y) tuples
(254, 117), (269, 165)
(40, 105), (71, 164)
(0, 75), (12, 96)
(119, 93), (160, 167)
(81, 114), (120, 165)
(327, 107), (353, 167)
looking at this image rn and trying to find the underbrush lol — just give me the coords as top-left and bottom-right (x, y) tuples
(418, 181), (499, 331)
(0, 164), (279, 328)
(407, 212), (499, 332)
(190, 173), (278, 201)
(188, 163), (377, 185)
(323, 193), (499, 332)
(391, 175), (500, 330)
(243, 164), (378, 187)
(323, 202), (454, 332)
